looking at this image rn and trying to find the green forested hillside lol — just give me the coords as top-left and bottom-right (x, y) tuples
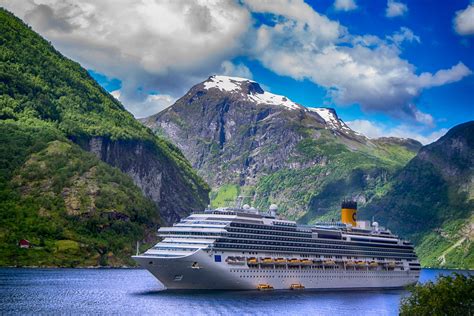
(0, 120), (158, 266)
(0, 9), (209, 266)
(362, 121), (474, 269)
(0, 8), (204, 189)
(254, 133), (417, 222)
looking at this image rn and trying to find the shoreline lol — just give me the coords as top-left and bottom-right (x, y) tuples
(0, 265), (141, 269)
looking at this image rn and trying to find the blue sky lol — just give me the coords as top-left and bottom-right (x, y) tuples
(231, 0), (474, 142)
(3, 0), (473, 144)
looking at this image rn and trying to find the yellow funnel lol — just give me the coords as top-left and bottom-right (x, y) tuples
(341, 200), (357, 226)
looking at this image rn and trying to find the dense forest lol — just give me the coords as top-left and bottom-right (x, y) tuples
(363, 121), (474, 269)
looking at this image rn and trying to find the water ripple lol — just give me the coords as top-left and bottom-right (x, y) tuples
(0, 268), (471, 315)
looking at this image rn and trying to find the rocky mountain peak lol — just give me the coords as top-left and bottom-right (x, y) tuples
(202, 75), (304, 110)
(200, 76), (357, 136)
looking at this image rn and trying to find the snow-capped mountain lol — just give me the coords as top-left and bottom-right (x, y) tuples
(199, 75), (358, 136)
(141, 75), (420, 219)
(203, 75), (303, 110)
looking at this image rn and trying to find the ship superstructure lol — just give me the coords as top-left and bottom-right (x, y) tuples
(133, 201), (420, 290)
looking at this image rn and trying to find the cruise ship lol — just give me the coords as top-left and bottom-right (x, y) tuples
(133, 201), (420, 290)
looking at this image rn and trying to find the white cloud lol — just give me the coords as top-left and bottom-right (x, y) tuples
(346, 119), (448, 145)
(386, 0), (408, 18)
(244, 0), (343, 47)
(387, 27), (420, 46)
(1, 0), (251, 117)
(111, 90), (175, 118)
(245, 1), (471, 124)
(414, 62), (472, 95)
(454, 4), (474, 35)
(1, 0), (471, 123)
(334, 0), (357, 12)
(220, 61), (253, 79)
(346, 119), (386, 139)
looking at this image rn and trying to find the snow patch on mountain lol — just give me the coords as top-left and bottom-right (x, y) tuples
(309, 108), (338, 126)
(307, 107), (357, 134)
(203, 75), (250, 92)
(203, 76), (358, 134)
(248, 90), (302, 110)
(204, 75), (302, 110)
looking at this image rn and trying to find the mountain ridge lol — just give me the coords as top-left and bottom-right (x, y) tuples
(142, 74), (421, 221)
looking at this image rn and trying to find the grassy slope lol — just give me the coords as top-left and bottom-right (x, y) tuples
(416, 216), (474, 268)
(210, 184), (240, 208)
(251, 131), (416, 221)
(209, 133), (417, 221)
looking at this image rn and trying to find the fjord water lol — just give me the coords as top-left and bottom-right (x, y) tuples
(0, 268), (471, 315)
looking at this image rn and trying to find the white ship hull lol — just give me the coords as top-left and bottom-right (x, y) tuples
(133, 250), (419, 290)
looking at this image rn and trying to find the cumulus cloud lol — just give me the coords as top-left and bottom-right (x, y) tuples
(111, 90), (175, 118)
(220, 61), (253, 79)
(245, 1), (471, 123)
(346, 119), (448, 145)
(1, 0), (251, 117)
(1, 0), (471, 122)
(386, 0), (408, 18)
(334, 0), (357, 12)
(454, 4), (474, 35)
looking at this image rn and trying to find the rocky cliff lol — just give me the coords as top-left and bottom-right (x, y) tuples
(73, 136), (209, 224)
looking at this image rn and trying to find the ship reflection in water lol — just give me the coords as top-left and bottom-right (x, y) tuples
(0, 268), (472, 315)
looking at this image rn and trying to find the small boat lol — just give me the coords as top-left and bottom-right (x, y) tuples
(257, 284), (274, 291)
(301, 259), (312, 264)
(288, 258), (301, 264)
(262, 258), (274, 264)
(247, 257), (258, 264)
(275, 258), (287, 264)
(226, 256), (246, 265)
(290, 283), (305, 290)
